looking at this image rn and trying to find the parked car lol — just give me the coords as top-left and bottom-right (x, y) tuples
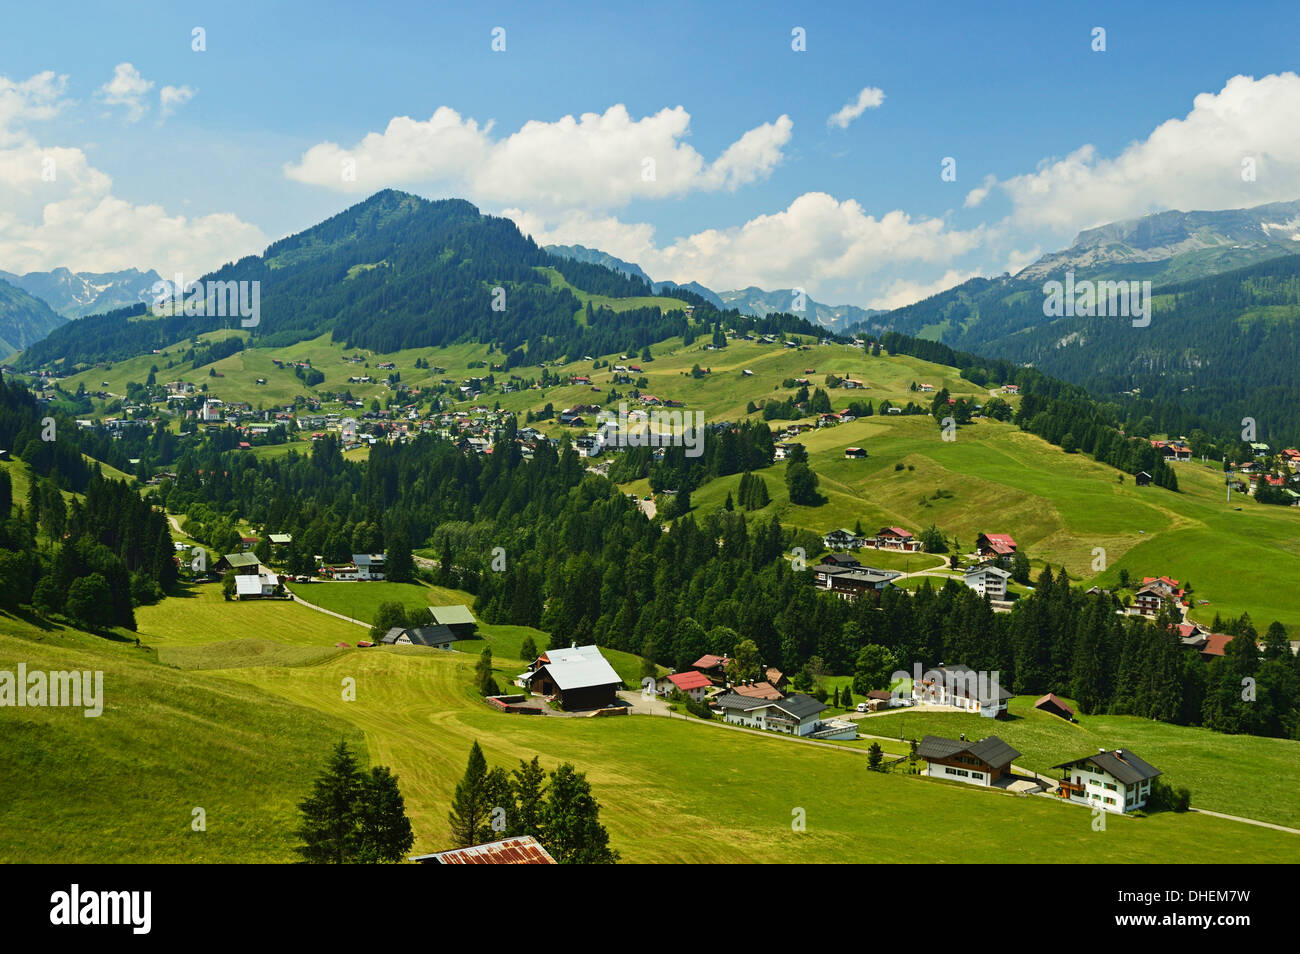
(856, 702), (870, 713)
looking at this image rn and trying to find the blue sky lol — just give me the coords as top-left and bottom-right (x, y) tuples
(2, 0), (1299, 307)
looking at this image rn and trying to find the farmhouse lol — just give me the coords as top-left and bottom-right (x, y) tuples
(520, 644), (623, 710)
(1033, 692), (1076, 721)
(1053, 747), (1161, 814)
(1135, 470), (1153, 486)
(874, 527), (921, 552)
(381, 625), (462, 649)
(659, 670), (712, 701)
(963, 564), (1011, 599)
(844, 446), (868, 459)
(820, 552), (861, 569)
(974, 532), (1017, 565)
(917, 734), (1021, 787)
(912, 663), (1013, 717)
(215, 552), (261, 576)
(429, 604), (478, 639)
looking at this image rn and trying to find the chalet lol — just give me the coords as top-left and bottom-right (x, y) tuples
(765, 667), (788, 690)
(692, 654), (730, 684)
(1033, 693), (1075, 721)
(822, 528), (861, 550)
(352, 553), (386, 581)
(1053, 747), (1161, 814)
(773, 442), (802, 461)
(820, 552), (861, 569)
(844, 446), (868, 459)
(659, 670), (712, 701)
(974, 532), (1017, 565)
(1134, 576), (1183, 616)
(963, 564), (1011, 600)
(1003, 384), (1020, 394)
(519, 644), (622, 710)
(917, 735), (1020, 787)
(428, 605), (478, 639)
(1196, 633), (1233, 662)
(411, 835), (556, 865)
(1134, 471), (1153, 486)
(912, 663), (1012, 717)
(874, 527), (921, 552)
(381, 625), (462, 650)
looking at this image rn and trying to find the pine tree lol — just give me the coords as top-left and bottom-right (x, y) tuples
(356, 766), (415, 863)
(449, 741), (496, 847)
(295, 739), (365, 863)
(540, 763), (619, 864)
(508, 756), (548, 841)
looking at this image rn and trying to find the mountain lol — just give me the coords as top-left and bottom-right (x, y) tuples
(544, 245), (879, 330)
(718, 287), (884, 333)
(1016, 198), (1300, 285)
(21, 191), (824, 372)
(0, 277), (67, 357)
(0, 267), (162, 319)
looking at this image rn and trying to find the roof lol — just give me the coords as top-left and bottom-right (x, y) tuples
(413, 835), (556, 865)
(978, 533), (1018, 554)
(866, 689), (893, 701)
(965, 565), (1011, 580)
(731, 681), (784, 700)
(403, 625), (458, 647)
(713, 692), (773, 712)
(1033, 692), (1075, 717)
(235, 574), (272, 595)
(693, 654), (728, 670)
(916, 734), (1021, 770)
(219, 552), (260, 568)
(352, 553), (385, 566)
(665, 670), (712, 691)
(1053, 748), (1162, 785)
(429, 604), (477, 626)
(1200, 633), (1233, 657)
(770, 693), (827, 721)
(268, 533), (292, 544)
(538, 645), (622, 691)
(878, 526), (913, 538)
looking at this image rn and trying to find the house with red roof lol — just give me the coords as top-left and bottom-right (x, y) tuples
(1033, 693), (1075, 721)
(975, 532), (1018, 566)
(691, 654), (729, 684)
(1134, 576), (1185, 616)
(658, 669), (712, 701)
(874, 527), (921, 552)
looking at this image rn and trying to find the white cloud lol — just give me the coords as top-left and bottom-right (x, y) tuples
(0, 71), (265, 274)
(97, 63), (154, 124)
(284, 104), (793, 210)
(993, 72), (1300, 234)
(159, 84), (196, 120)
(867, 269), (980, 311)
(828, 86), (885, 129)
(964, 173), (996, 209)
(0, 71), (71, 138)
(507, 192), (983, 304)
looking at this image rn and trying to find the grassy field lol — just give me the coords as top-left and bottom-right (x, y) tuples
(0, 612), (364, 863)
(857, 697), (1300, 829)
(3, 592), (1297, 862)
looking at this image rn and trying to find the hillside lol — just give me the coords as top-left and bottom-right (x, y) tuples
(874, 252), (1300, 446)
(0, 277), (66, 357)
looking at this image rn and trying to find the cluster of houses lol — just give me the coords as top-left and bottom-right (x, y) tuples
(213, 552), (288, 599)
(822, 526), (924, 553)
(656, 654), (859, 740)
(320, 553), (386, 581)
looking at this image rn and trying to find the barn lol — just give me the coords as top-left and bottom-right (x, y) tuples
(520, 644), (623, 710)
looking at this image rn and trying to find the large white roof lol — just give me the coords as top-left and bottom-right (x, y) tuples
(541, 645), (621, 691)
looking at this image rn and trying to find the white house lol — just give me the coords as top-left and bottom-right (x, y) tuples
(352, 553), (386, 580)
(911, 664), (1013, 718)
(714, 692), (855, 739)
(916, 734), (1021, 787)
(1052, 748), (1162, 814)
(658, 670), (711, 701)
(234, 569), (281, 599)
(964, 564), (1011, 599)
